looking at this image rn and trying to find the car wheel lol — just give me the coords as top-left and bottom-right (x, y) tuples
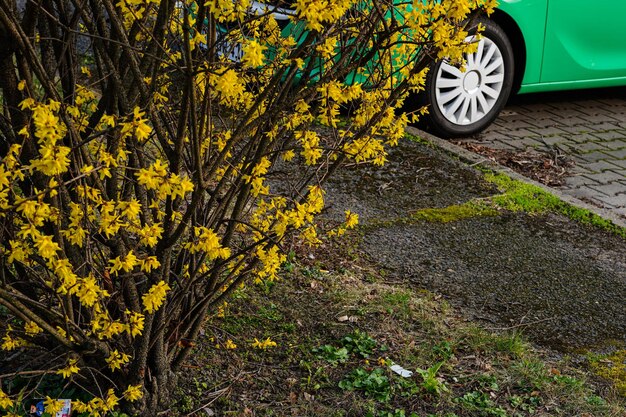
(419, 18), (514, 138)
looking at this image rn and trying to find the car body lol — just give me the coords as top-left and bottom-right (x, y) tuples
(423, 0), (626, 137)
(498, 0), (626, 94)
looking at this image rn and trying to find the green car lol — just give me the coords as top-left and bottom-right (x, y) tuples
(423, 0), (626, 137)
(217, 1), (626, 137)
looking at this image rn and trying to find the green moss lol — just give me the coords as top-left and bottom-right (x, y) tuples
(411, 202), (499, 223)
(406, 170), (625, 238)
(483, 172), (626, 238)
(484, 172), (562, 214)
(405, 132), (434, 147)
(588, 349), (626, 396)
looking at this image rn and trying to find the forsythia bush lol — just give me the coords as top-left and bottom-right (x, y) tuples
(0, 0), (496, 415)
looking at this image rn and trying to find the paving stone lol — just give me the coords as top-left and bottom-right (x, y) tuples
(526, 118), (562, 129)
(579, 161), (625, 173)
(571, 101), (601, 111)
(584, 172), (626, 185)
(574, 150), (609, 163)
(597, 194), (626, 208)
(535, 126), (570, 137)
(566, 132), (606, 143)
(596, 98), (626, 107)
(537, 135), (567, 146)
(574, 141), (611, 153)
(518, 103), (558, 113)
(563, 175), (600, 188)
(506, 128), (542, 139)
(514, 137), (547, 150)
(500, 107), (525, 116)
(497, 120), (537, 130)
(591, 131), (626, 143)
(477, 130), (504, 142)
(601, 140), (626, 150)
(589, 181), (626, 197)
(497, 114), (535, 123)
(586, 120), (623, 130)
(545, 109), (588, 119)
(564, 187), (605, 204)
(568, 164), (593, 175)
(551, 100), (589, 110)
(556, 117), (590, 128)
(605, 159), (626, 169)
(491, 140), (519, 151)
(599, 104), (626, 115)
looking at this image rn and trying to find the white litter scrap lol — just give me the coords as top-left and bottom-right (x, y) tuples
(390, 364), (413, 378)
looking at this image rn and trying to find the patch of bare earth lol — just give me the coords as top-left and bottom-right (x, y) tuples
(453, 142), (575, 186)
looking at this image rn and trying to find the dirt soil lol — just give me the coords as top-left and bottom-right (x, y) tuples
(324, 139), (626, 351)
(451, 142), (575, 187)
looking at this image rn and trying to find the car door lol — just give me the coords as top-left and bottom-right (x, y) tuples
(540, 0), (626, 84)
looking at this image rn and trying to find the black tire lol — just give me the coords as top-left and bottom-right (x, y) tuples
(417, 17), (515, 138)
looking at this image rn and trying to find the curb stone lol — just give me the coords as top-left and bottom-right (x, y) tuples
(406, 126), (626, 229)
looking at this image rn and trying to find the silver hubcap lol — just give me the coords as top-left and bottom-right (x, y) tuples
(435, 36), (505, 126)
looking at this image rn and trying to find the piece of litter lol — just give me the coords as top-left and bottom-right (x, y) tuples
(390, 364), (413, 378)
(337, 315), (349, 322)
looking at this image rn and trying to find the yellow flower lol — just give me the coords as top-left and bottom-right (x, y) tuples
(125, 310), (145, 338)
(105, 349), (131, 371)
(76, 276), (108, 307)
(56, 358), (80, 378)
(105, 388), (119, 409)
(1, 326), (25, 351)
(44, 397), (64, 415)
(123, 384), (143, 402)
(242, 40), (266, 68)
(109, 251), (139, 275)
(24, 321), (43, 336)
(0, 389), (14, 409)
(71, 399), (89, 414)
(282, 150), (295, 161)
(251, 337), (277, 350)
(140, 256), (161, 273)
(224, 339), (237, 349)
(142, 281), (171, 314)
(34, 234), (60, 259)
(344, 210), (359, 229)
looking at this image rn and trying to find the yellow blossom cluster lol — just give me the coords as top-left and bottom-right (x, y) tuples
(72, 389), (122, 416)
(142, 281), (172, 314)
(56, 358), (80, 378)
(116, 0), (161, 29)
(0, 389), (13, 409)
(251, 337), (277, 350)
(106, 349), (131, 371)
(294, 0), (356, 32)
(136, 159), (194, 200)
